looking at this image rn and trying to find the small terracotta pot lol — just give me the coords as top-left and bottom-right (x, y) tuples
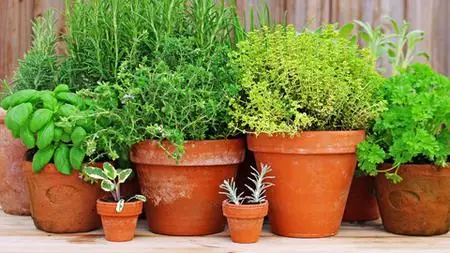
(247, 131), (365, 238)
(23, 161), (102, 233)
(130, 139), (245, 235)
(222, 200), (268, 243)
(97, 199), (143, 242)
(343, 175), (379, 222)
(0, 109), (30, 215)
(376, 163), (450, 236)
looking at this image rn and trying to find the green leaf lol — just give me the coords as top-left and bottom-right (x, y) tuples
(83, 166), (108, 180)
(54, 144), (71, 175)
(0, 96), (12, 110)
(32, 145), (55, 173)
(339, 23), (354, 38)
(29, 109), (53, 132)
(385, 172), (403, 184)
(130, 195), (146, 202)
(101, 179), (115, 192)
(71, 126), (87, 146)
(56, 92), (82, 107)
(7, 103), (33, 128)
(118, 169), (132, 183)
(60, 133), (71, 143)
(20, 126), (36, 149)
(53, 84), (70, 93)
(103, 162), (117, 180)
(53, 127), (63, 142)
(69, 146), (85, 170)
(58, 104), (78, 117)
(360, 32), (370, 43)
(116, 199), (125, 212)
(41, 93), (58, 110)
(6, 90), (38, 108)
(36, 121), (54, 149)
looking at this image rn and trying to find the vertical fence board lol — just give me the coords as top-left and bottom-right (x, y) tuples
(0, 0), (449, 81)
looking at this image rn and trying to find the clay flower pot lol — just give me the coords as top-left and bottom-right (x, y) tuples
(376, 163), (450, 236)
(23, 161), (102, 233)
(0, 109), (29, 215)
(97, 200), (143, 242)
(247, 131), (365, 238)
(343, 175), (380, 222)
(130, 139), (245, 235)
(222, 200), (268, 243)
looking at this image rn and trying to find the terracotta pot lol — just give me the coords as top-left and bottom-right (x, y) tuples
(222, 200), (268, 243)
(97, 199), (143, 242)
(23, 161), (102, 233)
(130, 139), (245, 235)
(0, 109), (29, 215)
(343, 175), (379, 222)
(376, 163), (450, 236)
(247, 131), (365, 238)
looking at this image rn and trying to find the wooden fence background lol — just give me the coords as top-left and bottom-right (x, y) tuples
(1, 0), (449, 82)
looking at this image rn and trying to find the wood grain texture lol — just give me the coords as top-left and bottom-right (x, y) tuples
(0, 211), (448, 253)
(0, 0), (449, 82)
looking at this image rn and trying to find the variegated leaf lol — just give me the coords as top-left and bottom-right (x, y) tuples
(83, 166), (108, 181)
(103, 162), (117, 180)
(118, 169), (132, 183)
(116, 199), (125, 213)
(101, 179), (115, 192)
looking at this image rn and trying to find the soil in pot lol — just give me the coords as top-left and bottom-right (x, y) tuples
(343, 175), (380, 222)
(97, 198), (143, 242)
(222, 200), (268, 243)
(0, 110), (29, 215)
(376, 163), (450, 236)
(247, 131), (365, 238)
(130, 139), (245, 236)
(23, 161), (102, 233)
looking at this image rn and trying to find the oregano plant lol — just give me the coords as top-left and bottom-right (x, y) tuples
(83, 162), (146, 212)
(357, 64), (449, 183)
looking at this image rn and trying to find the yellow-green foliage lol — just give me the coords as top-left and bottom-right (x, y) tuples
(229, 25), (386, 134)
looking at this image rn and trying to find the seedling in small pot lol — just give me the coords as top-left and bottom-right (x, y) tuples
(220, 164), (274, 244)
(82, 162), (146, 242)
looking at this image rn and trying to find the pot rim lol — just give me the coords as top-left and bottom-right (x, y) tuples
(247, 130), (365, 155)
(96, 199), (143, 217)
(130, 138), (246, 166)
(222, 200), (269, 219)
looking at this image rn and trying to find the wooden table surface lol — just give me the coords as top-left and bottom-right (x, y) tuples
(0, 211), (448, 253)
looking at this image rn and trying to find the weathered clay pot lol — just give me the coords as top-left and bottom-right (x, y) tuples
(0, 109), (30, 215)
(343, 175), (379, 222)
(130, 139), (245, 235)
(97, 199), (143, 242)
(223, 200), (268, 244)
(247, 131), (365, 238)
(23, 162), (102, 233)
(376, 163), (450, 236)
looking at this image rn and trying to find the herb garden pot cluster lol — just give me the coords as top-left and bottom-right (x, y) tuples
(0, 109), (30, 216)
(248, 131), (365, 237)
(131, 139), (245, 235)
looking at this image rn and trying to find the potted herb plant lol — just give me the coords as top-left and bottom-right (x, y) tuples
(83, 163), (146, 242)
(357, 63), (449, 236)
(220, 164), (273, 244)
(80, 0), (246, 236)
(230, 24), (385, 237)
(0, 85), (103, 233)
(0, 10), (59, 216)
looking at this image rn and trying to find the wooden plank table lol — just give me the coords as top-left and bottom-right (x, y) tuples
(0, 211), (448, 253)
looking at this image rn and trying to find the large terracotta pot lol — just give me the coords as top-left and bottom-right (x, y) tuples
(23, 162), (102, 233)
(130, 139), (245, 235)
(376, 163), (450, 236)
(343, 175), (380, 222)
(247, 131), (365, 238)
(0, 109), (29, 215)
(222, 200), (268, 244)
(97, 199), (143, 242)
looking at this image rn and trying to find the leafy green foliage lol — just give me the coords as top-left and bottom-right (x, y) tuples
(12, 10), (59, 92)
(230, 25), (385, 134)
(79, 0), (243, 161)
(357, 64), (449, 183)
(220, 164), (274, 205)
(0, 85), (94, 174)
(82, 162), (146, 212)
